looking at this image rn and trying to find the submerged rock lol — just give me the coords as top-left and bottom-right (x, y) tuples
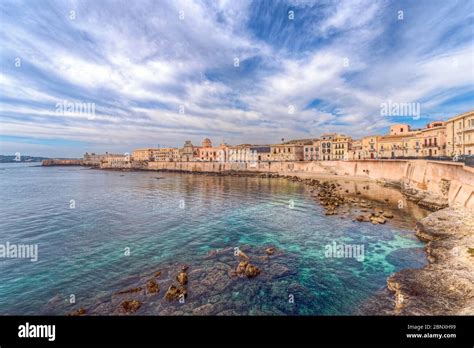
(192, 303), (215, 315)
(265, 247), (276, 256)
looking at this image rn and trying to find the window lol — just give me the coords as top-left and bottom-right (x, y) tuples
(400, 128), (403, 132)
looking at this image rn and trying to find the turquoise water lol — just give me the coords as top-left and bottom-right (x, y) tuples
(0, 163), (427, 314)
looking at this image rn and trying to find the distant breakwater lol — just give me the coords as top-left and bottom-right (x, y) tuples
(42, 159), (83, 166)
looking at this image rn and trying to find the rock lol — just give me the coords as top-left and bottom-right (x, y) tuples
(268, 263), (291, 278)
(176, 271), (188, 285)
(370, 216), (386, 224)
(181, 265), (189, 272)
(382, 211), (394, 218)
(245, 264), (261, 278)
(121, 300), (142, 314)
(355, 215), (370, 222)
(235, 260), (260, 278)
(164, 285), (187, 301)
(154, 271), (162, 278)
(201, 263), (232, 291)
(265, 247), (276, 255)
(69, 307), (86, 316)
(418, 196), (449, 211)
(236, 261), (249, 275)
(146, 279), (160, 295)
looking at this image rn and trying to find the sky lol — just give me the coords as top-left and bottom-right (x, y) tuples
(0, 0), (473, 157)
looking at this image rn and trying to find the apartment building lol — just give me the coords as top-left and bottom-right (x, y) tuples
(446, 110), (474, 156)
(304, 140), (320, 161)
(332, 134), (352, 160)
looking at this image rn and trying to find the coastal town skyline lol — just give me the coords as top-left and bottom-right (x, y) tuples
(1, 0), (473, 158)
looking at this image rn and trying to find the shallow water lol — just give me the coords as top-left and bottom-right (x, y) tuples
(0, 163), (428, 315)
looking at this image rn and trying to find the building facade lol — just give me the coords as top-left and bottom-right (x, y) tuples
(269, 144), (304, 161)
(304, 140), (320, 161)
(332, 134), (352, 160)
(132, 148), (154, 162)
(320, 134), (335, 160)
(153, 148), (180, 162)
(420, 121), (446, 157)
(446, 110), (474, 156)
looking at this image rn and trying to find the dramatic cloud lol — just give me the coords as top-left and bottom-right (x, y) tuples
(0, 0), (473, 157)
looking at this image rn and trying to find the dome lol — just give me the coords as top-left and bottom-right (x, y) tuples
(202, 138), (212, 147)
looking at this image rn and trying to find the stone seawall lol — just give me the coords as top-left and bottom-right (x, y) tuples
(141, 160), (474, 211)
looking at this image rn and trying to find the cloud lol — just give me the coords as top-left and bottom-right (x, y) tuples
(0, 0), (473, 156)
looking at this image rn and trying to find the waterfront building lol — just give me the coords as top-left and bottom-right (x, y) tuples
(304, 140), (320, 161)
(251, 146), (272, 162)
(349, 140), (363, 160)
(103, 153), (130, 164)
(419, 121), (446, 157)
(227, 145), (255, 162)
(132, 148), (154, 162)
(269, 144), (304, 161)
(361, 136), (380, 159)
(378, 125), (420, 158)
(153, 148), (180, 162)
(320, 134), (336, 160)
(332, 134), (352, 160)
(180, 140), (199, 162)
(198, 138), (226, 162)
(83, 152), (107, 166)
(446, 110), (474, 156)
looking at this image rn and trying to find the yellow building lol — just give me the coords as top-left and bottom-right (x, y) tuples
(132, 148), (154, 162)
(378, 125), (421, 158)
(361, 136), (380, 159)
(446, 110), (474, 156)
(332, 134), (352, 160)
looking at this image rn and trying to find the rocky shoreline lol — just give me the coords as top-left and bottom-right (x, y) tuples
(50, 168), (472, 315)
(385, 207), (474, 315)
